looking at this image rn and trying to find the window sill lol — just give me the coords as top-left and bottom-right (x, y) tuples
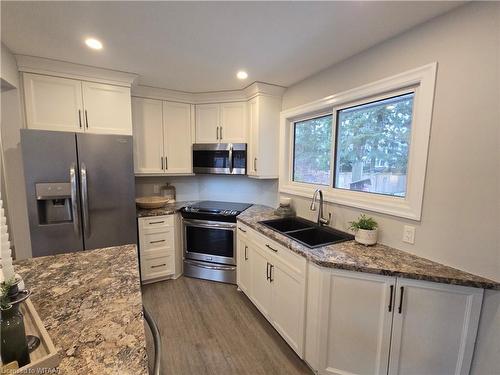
(279, 182), (421, 221)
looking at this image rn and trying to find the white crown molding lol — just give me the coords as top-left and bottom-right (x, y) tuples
(132, 81), (286, 104)
(15, 55), (138, 87)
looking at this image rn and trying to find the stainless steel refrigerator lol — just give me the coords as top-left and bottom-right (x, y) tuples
(21, 129), (137, 257)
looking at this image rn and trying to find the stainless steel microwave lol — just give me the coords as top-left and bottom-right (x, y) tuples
(192, 143), (247, 175)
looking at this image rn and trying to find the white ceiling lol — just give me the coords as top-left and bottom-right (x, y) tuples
(1, 1), (462, 92)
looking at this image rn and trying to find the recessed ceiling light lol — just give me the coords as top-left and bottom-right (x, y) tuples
(85, 38), (103, 50)
(236, 71), (248, 80)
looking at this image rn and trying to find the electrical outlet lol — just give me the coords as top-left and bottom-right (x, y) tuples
(153, 184), (160, 194)
(403, 225), (416, 244)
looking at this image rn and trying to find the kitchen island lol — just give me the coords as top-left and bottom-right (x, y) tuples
(14, 244), (148, 375)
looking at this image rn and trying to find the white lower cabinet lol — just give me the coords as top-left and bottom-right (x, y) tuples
(306, 265), (484, 375)
(236, 223), (307, 357)
(236, 226), (252, 295)
(388, 278), (483, 375)
(138, 214), (180, 283)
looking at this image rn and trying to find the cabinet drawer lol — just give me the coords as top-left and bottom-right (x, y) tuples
(140, 215), (174, 230)
(249, 227), (306, 276)
(140, 245), (174, 259)
(141, 229), (174, 251)
(141, 255), (174, 280)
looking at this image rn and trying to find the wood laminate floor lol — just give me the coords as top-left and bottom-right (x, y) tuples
(141, 276), (313, 375)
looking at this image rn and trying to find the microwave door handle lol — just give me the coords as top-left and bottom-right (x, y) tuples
(228, 144), (233, 174)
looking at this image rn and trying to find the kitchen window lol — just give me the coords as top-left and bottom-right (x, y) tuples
(334, 93), (414, 197)
(280, 63), (437, 220)
(293, 114), (332, 185)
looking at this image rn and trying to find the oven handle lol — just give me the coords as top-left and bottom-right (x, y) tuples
(185, 259), (236, 271)
(182, 219), (236, 230)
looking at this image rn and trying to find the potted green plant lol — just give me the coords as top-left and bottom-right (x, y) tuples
(349, 214), (378, 246)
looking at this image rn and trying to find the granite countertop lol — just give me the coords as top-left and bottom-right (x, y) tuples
(14, 245), (149, 375)
(136, 200), (196, 217)
(237, 205), (500, 290)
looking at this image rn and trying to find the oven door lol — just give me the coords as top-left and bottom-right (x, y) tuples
(192, 143), (246, 175)
(182, 218), (236, 265)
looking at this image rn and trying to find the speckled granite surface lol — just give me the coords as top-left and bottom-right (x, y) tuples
(14, 245), (148, 375)
(136, 200), (196, 217)
(238, 205), (500, 290)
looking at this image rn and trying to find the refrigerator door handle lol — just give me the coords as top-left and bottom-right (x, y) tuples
(70, 163), (80, 237)
(80, 162), (90, 238)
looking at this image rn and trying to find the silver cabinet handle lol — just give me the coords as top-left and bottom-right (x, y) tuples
(238, 227), (247, 233)
(165, 156), (168, 170)
(80, 162), (90, 238)
(266, 244), (278, 253)
(220, 126), (223, 140)
(84, 110), (89, 129)
(149, 220), (165, 225)
(78, 110), (82, 129)
(269, 264), (274, 282)
(254, 157), (257, 172)
(216, 126), (219, 140)
(70, 163), (80, 237)
(161, 156), (164, 170)
(151, 263), (166, 269)
(244, 245), (248, 261)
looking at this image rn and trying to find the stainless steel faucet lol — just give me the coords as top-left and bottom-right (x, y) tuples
(310, 188), (331, 226)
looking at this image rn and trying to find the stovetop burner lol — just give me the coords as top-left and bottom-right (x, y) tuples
(180, 201), (252, 222)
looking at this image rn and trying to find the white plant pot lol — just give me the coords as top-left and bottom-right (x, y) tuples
(355, 228), (378, 246)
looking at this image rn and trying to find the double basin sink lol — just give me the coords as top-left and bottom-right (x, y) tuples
(259, 217), (354, 249)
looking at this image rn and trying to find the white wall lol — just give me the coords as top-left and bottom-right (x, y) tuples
(0, 43), (31, 260)
(135, 175), (279, 208)
(281, 3), (500, 374)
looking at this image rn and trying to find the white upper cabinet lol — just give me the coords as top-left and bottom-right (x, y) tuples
(195, 103), (220, 143)
(23, 73), (84, 132)
(388, 278), (483, 375)
(81, 81), (132, 135)
(246, 95), (281, 178)
(23, 73), (133, 135)
(132, 97), (193, 175)
(132, 97), (164, 174)
(195, 102), (246, 143)
(220, 102), (246, 143)
(163, 101), (192, 174)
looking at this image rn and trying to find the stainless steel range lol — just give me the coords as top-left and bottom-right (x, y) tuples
(181, 201), (252, 284)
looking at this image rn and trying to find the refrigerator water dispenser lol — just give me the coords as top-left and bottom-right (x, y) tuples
(35, 183), (73, 224)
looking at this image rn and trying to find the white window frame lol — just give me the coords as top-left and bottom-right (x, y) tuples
(279, 63), (437, 220)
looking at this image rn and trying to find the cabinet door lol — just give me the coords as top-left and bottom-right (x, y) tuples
(249, 244), (272, 320)
(236, 228), (252, 295)
(270, 259), (306, 356)
(82, 82), (132, 135)
(23, 73), (84, 132)
(220, 102), (246, 143)
(318, 270), (395, 375)
(388, 279), (483, 375)
(132, 97), (164, 174)
(195, 103), (219, 143)
(247, 97), (259, 176)
(163, 101), (192, 174)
